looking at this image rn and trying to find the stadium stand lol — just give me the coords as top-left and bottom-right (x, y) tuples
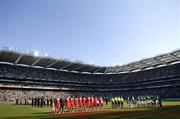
(0, 48), (180, 102)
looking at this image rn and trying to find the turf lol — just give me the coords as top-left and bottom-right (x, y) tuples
(0, 101), (180, 119)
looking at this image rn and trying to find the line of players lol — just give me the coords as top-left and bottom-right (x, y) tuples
(127, 96), (162, 108)
(52, 96), (104, 113)
(30, 95), (162, 113)
(111, 97), (124, 109)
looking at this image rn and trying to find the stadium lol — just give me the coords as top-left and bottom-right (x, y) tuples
(0, 48), (180, 119)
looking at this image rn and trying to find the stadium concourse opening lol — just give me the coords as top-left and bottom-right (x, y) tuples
(0, 48), (180, 114)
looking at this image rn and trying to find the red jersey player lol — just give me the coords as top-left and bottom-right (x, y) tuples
(99, 96), (103, 110)
(78, 96), (82, 110)
(70, 96), (74, 111)
(87, 96), (90, 110)
(90, 96), (94, 110)
(82, 96), (86, 110)
(55, 97), (60, 113)
(75, 96), (78, 111)
(66, 96), (71, 110)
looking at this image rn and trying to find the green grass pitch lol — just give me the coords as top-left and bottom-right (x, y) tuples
(0, 101), (180, 119)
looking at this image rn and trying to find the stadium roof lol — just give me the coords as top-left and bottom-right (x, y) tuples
(0, 48), (180, 74)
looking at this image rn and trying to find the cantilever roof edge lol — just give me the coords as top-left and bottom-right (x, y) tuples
(0, 48), (180, 74)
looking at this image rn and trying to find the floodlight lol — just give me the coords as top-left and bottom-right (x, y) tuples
(112, 63), (122, 66)
(8, 47), (14, 51)
(89, 61), (95, 65)
(44, 53), (49, 57)
(34, 51), (39, 56)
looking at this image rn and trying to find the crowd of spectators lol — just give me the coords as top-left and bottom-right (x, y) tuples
(0, 89), (70, 103)
(0, 89), (121, 103)
(1, 63), (180, 84)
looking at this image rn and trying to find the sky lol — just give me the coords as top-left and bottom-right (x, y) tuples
(1, 0), (180, 66)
